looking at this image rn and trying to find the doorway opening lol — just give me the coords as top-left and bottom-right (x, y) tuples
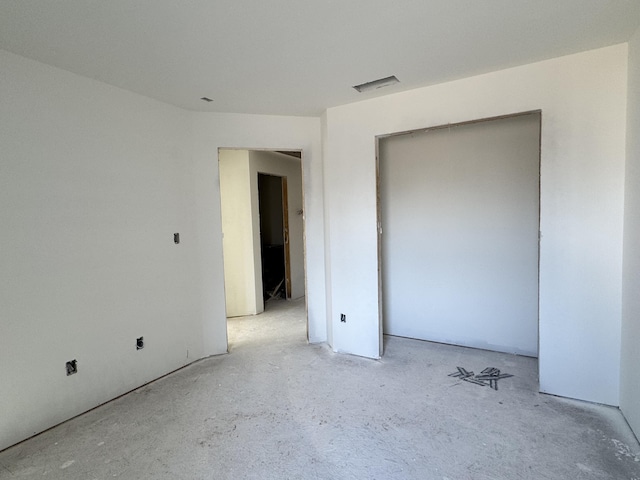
(377, 111), (541, 361)
(258, 173), (291, 301)
(218, 149), (307, 346)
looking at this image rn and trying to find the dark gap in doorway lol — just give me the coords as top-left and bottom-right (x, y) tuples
(258, 173), (286, 300)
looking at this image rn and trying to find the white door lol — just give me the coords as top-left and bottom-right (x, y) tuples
(379, 113), (540, 356)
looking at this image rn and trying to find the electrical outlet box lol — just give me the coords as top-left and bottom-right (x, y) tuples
(66, 359), (78, 376)
(136, 337), (144, 350)
(340, 313), (346, 323)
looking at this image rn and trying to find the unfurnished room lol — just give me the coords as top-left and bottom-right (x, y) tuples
(1, 1), (640, 479)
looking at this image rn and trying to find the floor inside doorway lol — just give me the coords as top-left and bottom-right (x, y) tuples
(1, 297), (638, 479)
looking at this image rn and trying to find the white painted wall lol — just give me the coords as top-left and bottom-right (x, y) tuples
(0, 50), (203, 451)
(324, 45), (627, 405)
(219, 150), (263, 317)
(380, 113), (540, 356)
(621, 26), (640, 438)
(190, 114), (326, 348)
(0, 50), (326, 452)
(249, 151), (305, 300)
(321, 111), (334, 348)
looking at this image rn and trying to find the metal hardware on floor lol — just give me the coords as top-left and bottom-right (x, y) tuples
(448, 366), (513, 391)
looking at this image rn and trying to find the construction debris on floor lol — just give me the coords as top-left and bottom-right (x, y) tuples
(448, 366), (513, 390)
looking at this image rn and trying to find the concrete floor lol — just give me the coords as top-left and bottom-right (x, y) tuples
(1, 297), (639, 479)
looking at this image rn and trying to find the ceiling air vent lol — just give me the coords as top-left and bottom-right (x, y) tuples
(353, 75), (399, 93)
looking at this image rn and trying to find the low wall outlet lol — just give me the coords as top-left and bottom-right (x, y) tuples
(340, 314), (346, 323)
(66, 359), (78, 376)
(174, 233), (180, 244)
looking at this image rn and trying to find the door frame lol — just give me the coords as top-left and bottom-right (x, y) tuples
(218, 148), (308, 338)
(375, 110), (542, 363)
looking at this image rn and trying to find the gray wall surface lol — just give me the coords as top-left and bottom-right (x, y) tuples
(621, 25), (640, 438)
(379, 113), (540, 356)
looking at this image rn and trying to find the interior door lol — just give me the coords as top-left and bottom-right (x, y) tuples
(379, 112), (541, 356)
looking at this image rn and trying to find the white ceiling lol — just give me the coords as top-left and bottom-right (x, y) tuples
(1, 1), (639, 116)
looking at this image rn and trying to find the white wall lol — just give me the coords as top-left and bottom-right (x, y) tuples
(219, 150), (263, 317)
(324, 45), (627, 405)
(621, 26), (640, 438)
(190, 113), (326, 348)
(0, 50), (327, 452)
(0, 50), (204, 450)
(321, 111), (334, 348)
(249, 151), (305, 300)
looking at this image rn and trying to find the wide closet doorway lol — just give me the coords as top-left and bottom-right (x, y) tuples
(378, 112), (541, 356)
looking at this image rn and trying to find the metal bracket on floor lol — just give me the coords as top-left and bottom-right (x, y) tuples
(448, 366), (513, 391)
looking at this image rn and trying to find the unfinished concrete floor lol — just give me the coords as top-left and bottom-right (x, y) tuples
(1, 297), (639, 479)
